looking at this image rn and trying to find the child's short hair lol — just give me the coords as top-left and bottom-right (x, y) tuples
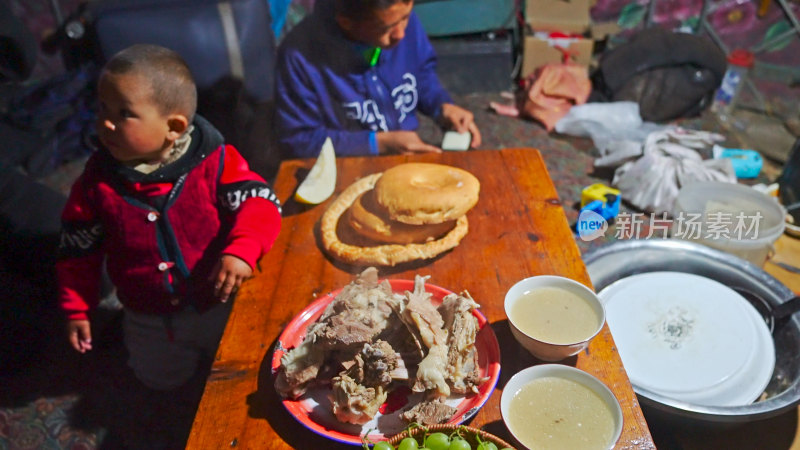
(103, 44), (197, 122)
(334, 0), (412, 21)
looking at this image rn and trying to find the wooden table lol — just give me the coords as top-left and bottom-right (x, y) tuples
(187, 148), (655, 449)
(765, 233), (800, 295)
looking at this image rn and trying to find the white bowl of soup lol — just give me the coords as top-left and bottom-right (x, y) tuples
(505, 275), (604, 361)
(501, 364), (623, 450)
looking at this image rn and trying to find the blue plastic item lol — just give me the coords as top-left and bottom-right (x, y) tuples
(713, 146), (763, 178)
(581, 193), (621, 222)
(269, 0), (291, 39)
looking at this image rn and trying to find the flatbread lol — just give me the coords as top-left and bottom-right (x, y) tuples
(346, 190), (457, 245)
(374, 163), (480, 225)
(321, 173), (469, 266)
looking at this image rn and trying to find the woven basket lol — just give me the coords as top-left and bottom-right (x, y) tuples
(385, 424), (516, 449)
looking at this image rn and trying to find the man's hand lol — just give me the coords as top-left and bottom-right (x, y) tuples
(209, 254), (254, 302)
(440, 103), (482, 148)
(68, 319), (92, 353)
(376, 131), (442, 155)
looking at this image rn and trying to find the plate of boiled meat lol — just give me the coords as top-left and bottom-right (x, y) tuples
(272, 267), (501, 445)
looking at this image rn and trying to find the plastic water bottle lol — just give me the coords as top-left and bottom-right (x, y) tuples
(711, 49), (754, 122)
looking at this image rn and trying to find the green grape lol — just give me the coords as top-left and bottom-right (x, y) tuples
(424, 432), (451, 450)
(398, 437), (420, 450)
(447, 436), (471, 450)
(476, 442), (498, 450)
(373, 442), (394, 450)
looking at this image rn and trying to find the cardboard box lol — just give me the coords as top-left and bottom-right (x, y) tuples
(526, 0), (591, 34)
(521, 34), (594, 79)
(590, 21), (622, 41)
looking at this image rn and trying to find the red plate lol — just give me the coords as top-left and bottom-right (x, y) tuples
(271, 279), (502, 446)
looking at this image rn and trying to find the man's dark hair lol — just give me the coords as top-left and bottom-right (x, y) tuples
(103, 44), (197, 122)
(334, 0), (412, 21)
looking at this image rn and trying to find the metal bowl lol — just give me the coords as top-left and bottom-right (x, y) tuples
(583, 239), (800, 423)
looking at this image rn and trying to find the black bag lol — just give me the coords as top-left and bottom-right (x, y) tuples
(2, 64), (98, 177)
(0, 161), (65, 274)
(591, 27), (727, 123)
(0, 1), (38, 82)
(88, 0), (276, 102)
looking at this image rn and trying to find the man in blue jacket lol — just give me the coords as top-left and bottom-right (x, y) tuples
(275, 0), (482, 157)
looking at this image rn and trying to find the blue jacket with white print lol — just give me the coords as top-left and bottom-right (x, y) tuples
(274, 0), (452, 157)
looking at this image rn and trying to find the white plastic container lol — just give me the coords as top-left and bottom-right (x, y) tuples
(672, 181), (786, 266)
(711, 49), (754, 121)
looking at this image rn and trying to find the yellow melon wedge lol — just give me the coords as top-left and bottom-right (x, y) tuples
(294, 137), (337, 204)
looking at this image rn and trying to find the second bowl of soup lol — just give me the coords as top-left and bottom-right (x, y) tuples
(501, 364), (623, 450)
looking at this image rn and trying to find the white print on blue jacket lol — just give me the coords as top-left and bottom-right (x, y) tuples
(342, 73), (418, 131)
(392, 73), (418, 123)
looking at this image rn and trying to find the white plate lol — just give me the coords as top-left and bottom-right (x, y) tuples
(673, 302), (775, 406)
(599, 272), (775, 407)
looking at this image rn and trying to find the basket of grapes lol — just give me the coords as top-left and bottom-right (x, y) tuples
(364, 424), (516, 450)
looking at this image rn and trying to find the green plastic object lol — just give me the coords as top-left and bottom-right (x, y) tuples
(369, 47), (381, 66)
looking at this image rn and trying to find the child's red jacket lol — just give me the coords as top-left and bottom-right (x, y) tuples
(57, 116), (282, 320)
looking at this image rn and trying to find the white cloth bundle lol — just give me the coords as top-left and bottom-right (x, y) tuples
(612, 128), (736, 214)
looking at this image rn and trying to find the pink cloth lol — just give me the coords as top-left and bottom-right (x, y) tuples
(520, 63), (592, 131)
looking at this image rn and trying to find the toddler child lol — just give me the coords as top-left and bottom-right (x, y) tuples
(57, 44), (282, 391)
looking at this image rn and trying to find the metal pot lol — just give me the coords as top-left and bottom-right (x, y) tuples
(584, 239), (799, 422)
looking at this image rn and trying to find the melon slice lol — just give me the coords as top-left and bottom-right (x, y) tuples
(295, 137), (337, 204)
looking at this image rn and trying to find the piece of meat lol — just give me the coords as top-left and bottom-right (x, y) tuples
(404, 274), (446, 348)
(319, 267), (396, 331)
(400, 399), (457, 425)
(350, 340), (400, 387)
(413, 344), (450, 397)
(375, 306), (425, 383)
(275, 346), (324, 399)
(275, 320), (328, 398)
(317, 311), (384, 351)
(438, 291), (488, 394)
(395, 275), (450, 397)
(330, 373), (388, 425)
(275, 267), (396, 399)
(329, 340), (403, 424)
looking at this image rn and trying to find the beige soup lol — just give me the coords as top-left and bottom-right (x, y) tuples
(508, 376), (616, 450)
(510, 287), (600, 344)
